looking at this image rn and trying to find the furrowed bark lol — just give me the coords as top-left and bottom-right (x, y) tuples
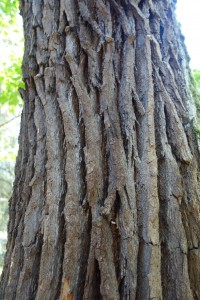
(1, 0), (200, 299)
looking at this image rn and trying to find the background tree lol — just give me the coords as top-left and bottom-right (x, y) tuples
(1, 0), (200, 299)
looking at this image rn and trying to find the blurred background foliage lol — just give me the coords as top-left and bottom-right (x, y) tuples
(192, 70), (200, 138)
(0, 0), (200, 275)
(0, 0), (19, 28)
(0, 0), (24, 111)
(193, 70), (200, 85)
(0, 0), (23, 273)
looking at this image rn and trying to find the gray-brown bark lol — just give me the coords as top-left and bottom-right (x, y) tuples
(1, 0), (200, 299)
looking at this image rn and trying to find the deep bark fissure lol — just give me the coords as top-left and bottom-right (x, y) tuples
(75, 207), (92, 299)
(79, 117), (87, 205)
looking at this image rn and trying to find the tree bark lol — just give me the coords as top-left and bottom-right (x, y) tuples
(1, 0), (200, 299)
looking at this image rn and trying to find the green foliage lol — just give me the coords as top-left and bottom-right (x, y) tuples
(0, 0), (24, 111)
(191, 70), (200, 139)
(0, 0), (23, 273)
(0, 0), (19, 29)
(193, 70), (200, 86)
(0, 58), (24, 110)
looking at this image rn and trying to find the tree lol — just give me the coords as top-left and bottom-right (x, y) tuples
(1, 0), (200, 299)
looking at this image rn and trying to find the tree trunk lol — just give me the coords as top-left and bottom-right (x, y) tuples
(1, 0), (200, 299)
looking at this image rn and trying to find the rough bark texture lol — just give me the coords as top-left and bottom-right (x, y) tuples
(1, 0), (200, 299)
